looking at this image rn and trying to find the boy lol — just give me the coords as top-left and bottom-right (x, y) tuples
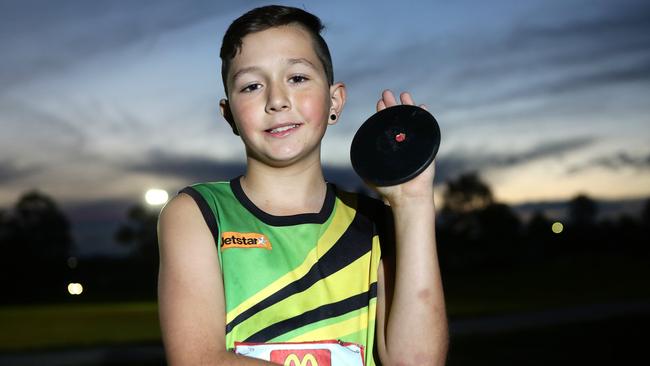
(158, 5), (448, 366)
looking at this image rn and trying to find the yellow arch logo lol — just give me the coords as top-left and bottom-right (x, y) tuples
(284, 353), (318, 366)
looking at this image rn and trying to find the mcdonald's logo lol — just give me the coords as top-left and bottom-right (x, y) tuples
(284, 353), (317, 366)
(270, 349), (331, 366)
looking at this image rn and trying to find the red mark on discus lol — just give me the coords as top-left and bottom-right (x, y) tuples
(395, 133), (406, 142)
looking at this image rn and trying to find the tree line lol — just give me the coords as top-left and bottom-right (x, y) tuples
(1, 173), (648, 304)
(437, 173), (650, 273)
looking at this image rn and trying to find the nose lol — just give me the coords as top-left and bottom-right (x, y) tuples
(265, 82), (290, 113)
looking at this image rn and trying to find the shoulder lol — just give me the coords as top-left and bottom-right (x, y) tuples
(159, 184), (227, 246)
(157, 192), (221, 269)
(159, 185), (220, 237)
(158, 193), (208, 242)
(163, 182), (231, 223)
(159, 191), (201, 224)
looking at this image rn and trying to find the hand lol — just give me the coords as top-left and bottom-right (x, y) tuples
(372, 90), (436, 207)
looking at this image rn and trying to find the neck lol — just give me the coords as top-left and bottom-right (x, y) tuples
(240, 157), (328, 216)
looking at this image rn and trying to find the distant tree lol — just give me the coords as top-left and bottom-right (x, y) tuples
(615, 214), (642, 251)
(0, 209), (11, 259)
(565, 194), (603, 252)
(5, 190), (74, 262)
(568, 194), (598, 227)
(115, 204), (159, 261)
(638, 199), (650, 255)
(525, 211), (556, 260)
(438, 172), (492, 270)
(527, 211), (551, 238)
(437, 172), (527, 270)
(0, 191), (74, 304)
(0, 209), (8, 243)
(114, 204), (161, 299)
(442, 172), (493, 214)
(475, 203), (522, 266)
(478, 203), (521, 236)
(642, 198), (650, 229)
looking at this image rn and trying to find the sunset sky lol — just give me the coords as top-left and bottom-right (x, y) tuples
(1, 0), (648, 255)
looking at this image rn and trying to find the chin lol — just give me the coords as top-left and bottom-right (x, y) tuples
(269, 151), (320, 168)
(267, 155), (302, 167)
(269, 147), (306, 161)
(248, 144), (320, 168)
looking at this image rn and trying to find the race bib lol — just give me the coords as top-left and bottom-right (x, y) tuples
(234, 340), (365, 366)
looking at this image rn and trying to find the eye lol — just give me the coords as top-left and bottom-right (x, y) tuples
(289, 75), (309, 84)
(240, 83), (262, 93)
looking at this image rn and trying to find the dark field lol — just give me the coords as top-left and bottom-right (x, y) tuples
(448, 314), (648, 365)
(1, 253), (648, 365)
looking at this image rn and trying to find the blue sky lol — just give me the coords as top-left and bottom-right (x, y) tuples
(1, 0), (649, 254)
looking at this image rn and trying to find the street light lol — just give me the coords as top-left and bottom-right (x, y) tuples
(145, 188), (169, 205)
(67, 282), (83, 295)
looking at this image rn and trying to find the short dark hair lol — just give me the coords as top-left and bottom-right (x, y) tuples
(220, 5), (334, 95)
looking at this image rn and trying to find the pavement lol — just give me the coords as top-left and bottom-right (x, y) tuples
(449, 300), (650, 335)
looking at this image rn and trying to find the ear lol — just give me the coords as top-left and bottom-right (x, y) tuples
(219, 98), (239, 136)
(328, 82), (347, 125)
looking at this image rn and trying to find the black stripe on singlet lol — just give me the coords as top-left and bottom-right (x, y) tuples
(245, 282), (378, 342)
(179, 186), (220, 245)
(225, 203), (374, 334)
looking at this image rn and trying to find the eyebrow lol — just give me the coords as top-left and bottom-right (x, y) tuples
(231, 58), (319, 83)
(287, 57), (318, 71)
(231, 66), (262, 84)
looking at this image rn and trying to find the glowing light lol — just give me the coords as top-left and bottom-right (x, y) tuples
(145, 189), (169, 205)
(67, 283), (83, 295)
(551, 222), (564, 234)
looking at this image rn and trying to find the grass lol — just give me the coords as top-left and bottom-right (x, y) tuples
(0, 302), (160, 351)
(0, 252), (647, 353)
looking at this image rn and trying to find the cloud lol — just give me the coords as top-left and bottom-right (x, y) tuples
(0, 160), (42, 184)
(475, 4), (648, 86)
(567, 151), (650, 174)
(511, 1), (650, 43)
(0, 0), (266, 90)
(122, 149), (246, 183)
(125, 135), (595, 190)
(498, 60), (650, 102)
(436, 136), (596, 182)
(122, 149), (368, 192)
(496, 137), (595, 164)
(0, 98), (88, 159)
(335, 0), (650, 113)
(482, 4), (650, 99)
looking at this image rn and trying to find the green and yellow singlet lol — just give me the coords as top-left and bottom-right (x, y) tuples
(180, 177), (394, 366)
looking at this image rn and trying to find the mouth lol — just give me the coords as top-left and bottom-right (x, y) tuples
(265, 123), (302, 136)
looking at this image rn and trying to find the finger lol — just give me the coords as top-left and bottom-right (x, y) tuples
(400, 92), (415, 105)
(381, 89), (397, 108)
(376, 98), (387, 111)
(419, 103), (428, 111)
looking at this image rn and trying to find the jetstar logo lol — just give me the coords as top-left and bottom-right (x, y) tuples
(270, 349), (331, 366)
(220, 232), (272, 250)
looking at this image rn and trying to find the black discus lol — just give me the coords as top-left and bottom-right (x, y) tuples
(350, 104), (441, 186)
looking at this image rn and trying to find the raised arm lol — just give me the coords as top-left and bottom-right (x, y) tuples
(157, 193), (273, 365)
(374, 90), (449, 366)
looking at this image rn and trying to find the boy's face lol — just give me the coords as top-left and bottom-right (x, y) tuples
(220, 24), (345, 167)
